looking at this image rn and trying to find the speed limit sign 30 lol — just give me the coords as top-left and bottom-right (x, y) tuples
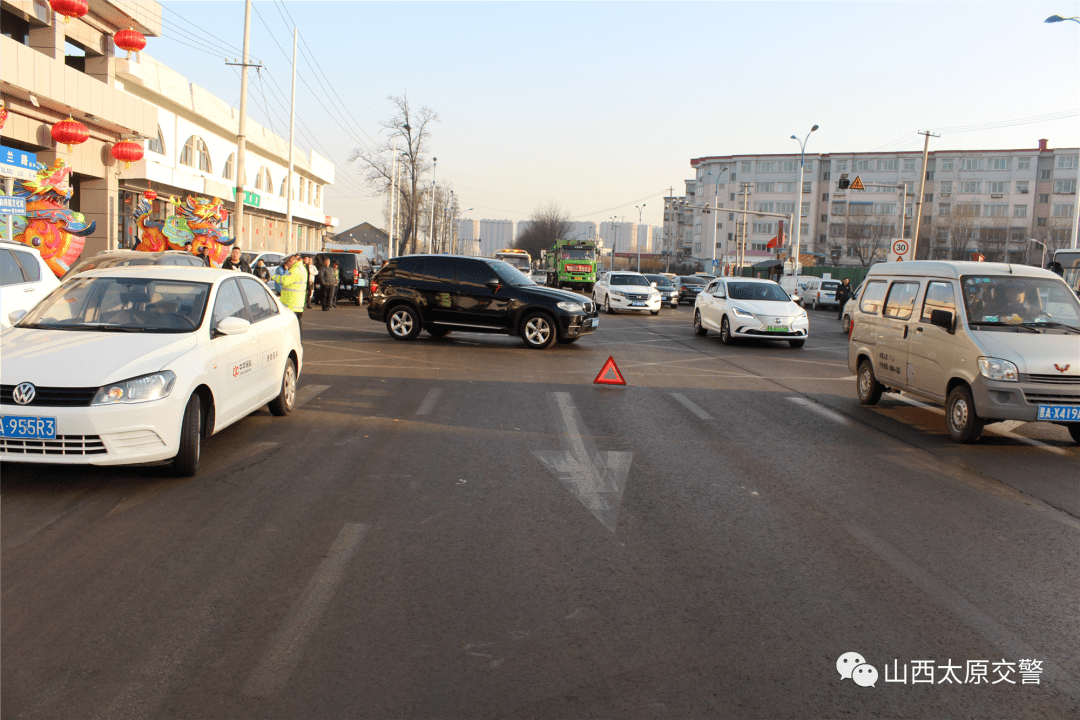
(890, 238), (913, 262)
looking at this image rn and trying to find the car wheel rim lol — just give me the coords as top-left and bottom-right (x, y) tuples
(722, 318), (729, 339)
(525, 317), (551, 345)
(951, 397), (968, 431)
(283, 363), (296, 409)
(859, 368), (871, 397)
(390, 310), (413, 336)
(695, 312), (701, 330)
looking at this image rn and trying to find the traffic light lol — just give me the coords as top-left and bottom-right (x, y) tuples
(838, 178), (851, 190)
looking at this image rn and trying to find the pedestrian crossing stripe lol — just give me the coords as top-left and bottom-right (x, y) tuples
(593, 356), (627, 386)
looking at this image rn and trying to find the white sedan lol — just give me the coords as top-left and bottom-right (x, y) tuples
(693, 277), (809, 348)
(592, 271), (662, 315)
(0, 266), (303, 476)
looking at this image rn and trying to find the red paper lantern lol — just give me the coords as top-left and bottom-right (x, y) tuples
(51, 117), (89, 152)
(49, 0), (88, 23)
(111, 139), (144, 168)
(143, 190), (158, 202)
(114, 28), (146, 58)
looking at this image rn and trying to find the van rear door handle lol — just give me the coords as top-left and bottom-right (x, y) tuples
(903, 325), (909, 339)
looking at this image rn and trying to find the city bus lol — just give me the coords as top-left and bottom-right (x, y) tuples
(493, 248), (532, 274)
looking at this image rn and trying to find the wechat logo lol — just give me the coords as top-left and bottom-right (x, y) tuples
(837, 651), (878, 688)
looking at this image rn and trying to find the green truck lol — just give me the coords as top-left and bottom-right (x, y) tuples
(543, 239), (599, 292)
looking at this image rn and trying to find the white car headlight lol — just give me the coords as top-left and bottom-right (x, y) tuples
(92, 371), (177, 405)
(557, 301), (583, 312)
(611, 290), (627, 298)
(732, 307), (755, 318)
(977, 357), (1018, 382)
(649, 291), (660, 299)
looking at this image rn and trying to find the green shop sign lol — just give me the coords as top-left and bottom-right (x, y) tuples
(230, 188), (261, 207)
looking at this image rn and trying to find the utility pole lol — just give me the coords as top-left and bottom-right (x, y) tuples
(389, 138), (398, 258)
(911, 130), (939, 259)
(428, 158), (437, 253)
(284, 27), (296, 254)
(739, 182), (751, 274)
(224, 0), (260, 256)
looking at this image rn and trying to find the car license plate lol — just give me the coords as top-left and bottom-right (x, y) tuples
(1, 415), (57, 439)
(631, 301), (646, 307)
(766, 325), (788, 332)
(1037, 405), (1080, 421)
(589, 317), (599, 328)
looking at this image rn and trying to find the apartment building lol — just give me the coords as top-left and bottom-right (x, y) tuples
(682, 140), (1077, 269)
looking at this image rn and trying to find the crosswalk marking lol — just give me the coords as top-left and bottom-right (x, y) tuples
(416, 388), (443, 415)
(294, 384), (330, 409)
(786, 396), (853, 426)
(670, 393), (714, 420)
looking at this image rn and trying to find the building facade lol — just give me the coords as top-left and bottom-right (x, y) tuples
(683, 140), (1077, 269)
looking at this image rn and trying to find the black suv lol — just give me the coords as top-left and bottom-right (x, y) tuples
(368, 254), (600, 349)
(315, 252), (372, 305)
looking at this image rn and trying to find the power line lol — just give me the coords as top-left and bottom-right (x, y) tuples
(161, 4), (247, 58)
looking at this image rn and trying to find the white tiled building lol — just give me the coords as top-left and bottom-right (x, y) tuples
(681, 140), (1077, 269)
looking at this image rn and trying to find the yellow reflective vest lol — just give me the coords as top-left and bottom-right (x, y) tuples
(278, 263), (307, 313)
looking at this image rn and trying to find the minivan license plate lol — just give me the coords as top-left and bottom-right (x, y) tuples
(1037, 405), (1080, 421)
(1, 416), (57, 439)
(766, 325), (788, 332)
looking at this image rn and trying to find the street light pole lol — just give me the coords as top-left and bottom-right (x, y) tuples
(1045, 15), (1080, 248)
(609, 216), (618, 271)
(635, 204), (646, 271)
(428, 157), (437, 253)
(789, 124), (818, 276)
(708, 168), (729, 273)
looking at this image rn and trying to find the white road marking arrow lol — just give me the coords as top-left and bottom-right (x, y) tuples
(534, 392), (632, 533)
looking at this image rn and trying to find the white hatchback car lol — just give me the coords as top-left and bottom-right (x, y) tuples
(1, 267), (302, 476)
(693, 277), (809, 347)
(592, 271), (662, 315)
(1, 240), (61, 330)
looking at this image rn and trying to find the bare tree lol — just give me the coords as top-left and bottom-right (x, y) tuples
(844, 213), (888, 268)
(514, 203), (573, 259)
(348, 94), (439, 255)
(977, 216), (1009, 263)
(937, 209), (977, 260)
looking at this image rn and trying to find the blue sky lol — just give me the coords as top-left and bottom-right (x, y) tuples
(155, 1), (1079, 230)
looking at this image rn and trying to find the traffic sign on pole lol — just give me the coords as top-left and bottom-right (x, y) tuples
(849, 176), (864, 191)
(0, 196), (27, 215)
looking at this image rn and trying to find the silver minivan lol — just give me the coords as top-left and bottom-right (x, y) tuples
(848, 260), (1080, 444)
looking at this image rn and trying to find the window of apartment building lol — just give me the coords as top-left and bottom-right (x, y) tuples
(755, 202), (775, 213)
(1014, 205), (1027, 218)
(180, 136), (212, 173)
(877, 159), (897, 172)
(1053, 179), (1077, 194)
(1038, 193), (1049, 203)
(279, 177), (288, 197)
(960, 181), (981, 194)
(904, 159), (918, 171)
(830, 224), (846, 237)
(849, 203), (872, 216)
(819, 234), (827, 244)
(1039, 170), (1052, 180)
(729, 193), (736, 202)
(1009, 228), (1026, 242)
(777, 202), (796, 214)
(835, 160), (848, 172)
(146, 126), (166, 155)
(990, 158), (1010, 170)
(776, 182), (795, 193)
(694, 242), (701, 253)
(715, 241), (723, 249)
(803, 181), (812, 193)
(758, 161), (776, 172)
(254, 166), (271, 191)
(753, 222), (777, 234)
(987, 181), (1007, 194)
(924, 193), (934, 203)
(940, 159), (955, 171)
(315, 185), (321, 206)
(748, 242), (765, 251)
(962, 158), (983, 171)
(939, 181), (953, 194)
(854, 160), (869, 171)
(822, 192), (829, 201)
(800, 223), (810, 236)
(781, 161), (795, 172)
(805, 161), (814, 172)
(821, 214), (828, 222)
(756, 182), (775, 193)
(307, 180), (314, 203)
(875, 203), (896, 216)
(832, 202), (846, 215)
(1037, 218), (1047, 227)
(801, 202), (810, 217)
(1057, 155), (1079, 169)
(694, 222), (702, 235)
(984, 204), (1008, 217)
(729, 213), (735, 221)
(957, 203), (980, 217)
(741, 162), (752, 172)
(1017, 157), (1031, 170)
(1016, 181), (1029, 194)
(1052, 203), (1075, 218)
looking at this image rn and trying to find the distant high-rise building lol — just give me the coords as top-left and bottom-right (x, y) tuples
(475, 219), (515, 257)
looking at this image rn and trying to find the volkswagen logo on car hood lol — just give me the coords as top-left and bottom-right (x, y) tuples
(13, 382), (36, 405)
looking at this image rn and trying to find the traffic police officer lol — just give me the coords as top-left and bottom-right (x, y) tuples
(277, 253), (307, 332)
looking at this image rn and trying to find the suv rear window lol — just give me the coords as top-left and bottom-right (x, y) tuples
(821, 281), (840, 290)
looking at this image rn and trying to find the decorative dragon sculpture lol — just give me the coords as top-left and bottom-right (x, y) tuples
(2, 159), (94, 277)
(133, 193), (235, 265)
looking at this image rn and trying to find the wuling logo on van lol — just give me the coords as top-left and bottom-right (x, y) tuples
(1055, 364), (1071, 373)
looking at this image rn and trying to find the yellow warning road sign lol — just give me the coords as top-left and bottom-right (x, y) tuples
(850, 176), (864, 191)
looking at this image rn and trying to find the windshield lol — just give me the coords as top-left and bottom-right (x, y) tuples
(19, 277), (211, 332)
(962, 275), (1080, 327)
(644, 274), (673, 287)
(680, 276), (707, 285)
(489, 260), (535, 286)
(728, 282), (791, 302)
(610, 274), (650, 287)
(561, 248), (595, 261)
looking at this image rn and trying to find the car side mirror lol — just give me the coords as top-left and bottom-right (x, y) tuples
(714, 289), (726, 298)
(8, 309), (28, 325)
(214, 315), (251, 337)
(651, 281), (657, 287)
(929, 309), (955, 334)
(485, 278), (501, 290)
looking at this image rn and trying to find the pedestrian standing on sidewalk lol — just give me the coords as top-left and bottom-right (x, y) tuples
(305, 256), (318, 308)
(222, 246), (251, 273)
(836, 278), (852, 320)
(319, 257), (335, 311)
(278, 254), (307, 333)
(253, 258), (271, 282)
(330, 261), (340, 307)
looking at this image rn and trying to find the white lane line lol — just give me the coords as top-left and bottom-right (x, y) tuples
(294, 384), (330, 409)
(244, 523), (370, 697)
(670, 393), (714, 420)
(845, 523), (1080, 700)
(416, 388), (443, 415)
(891, 394), (1068, 456)
(786, 396), (853, 426)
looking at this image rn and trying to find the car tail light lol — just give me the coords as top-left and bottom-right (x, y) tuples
(353, 268), (359, 283)
(370, 280), (379, 294)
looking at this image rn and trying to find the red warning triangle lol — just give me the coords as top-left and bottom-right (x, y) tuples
(593, 356), (626, 386)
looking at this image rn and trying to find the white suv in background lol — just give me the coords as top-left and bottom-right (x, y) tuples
(592, 271), (662, 315)
(1, 240), (60, 329)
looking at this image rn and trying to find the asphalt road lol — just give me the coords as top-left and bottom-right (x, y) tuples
(3, 301), (1078, 719)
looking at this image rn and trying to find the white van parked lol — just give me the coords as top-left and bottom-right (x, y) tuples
(802, 277), (842, 310)
(848, 260), (1080, 444)
(778, 275), (811, 306)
